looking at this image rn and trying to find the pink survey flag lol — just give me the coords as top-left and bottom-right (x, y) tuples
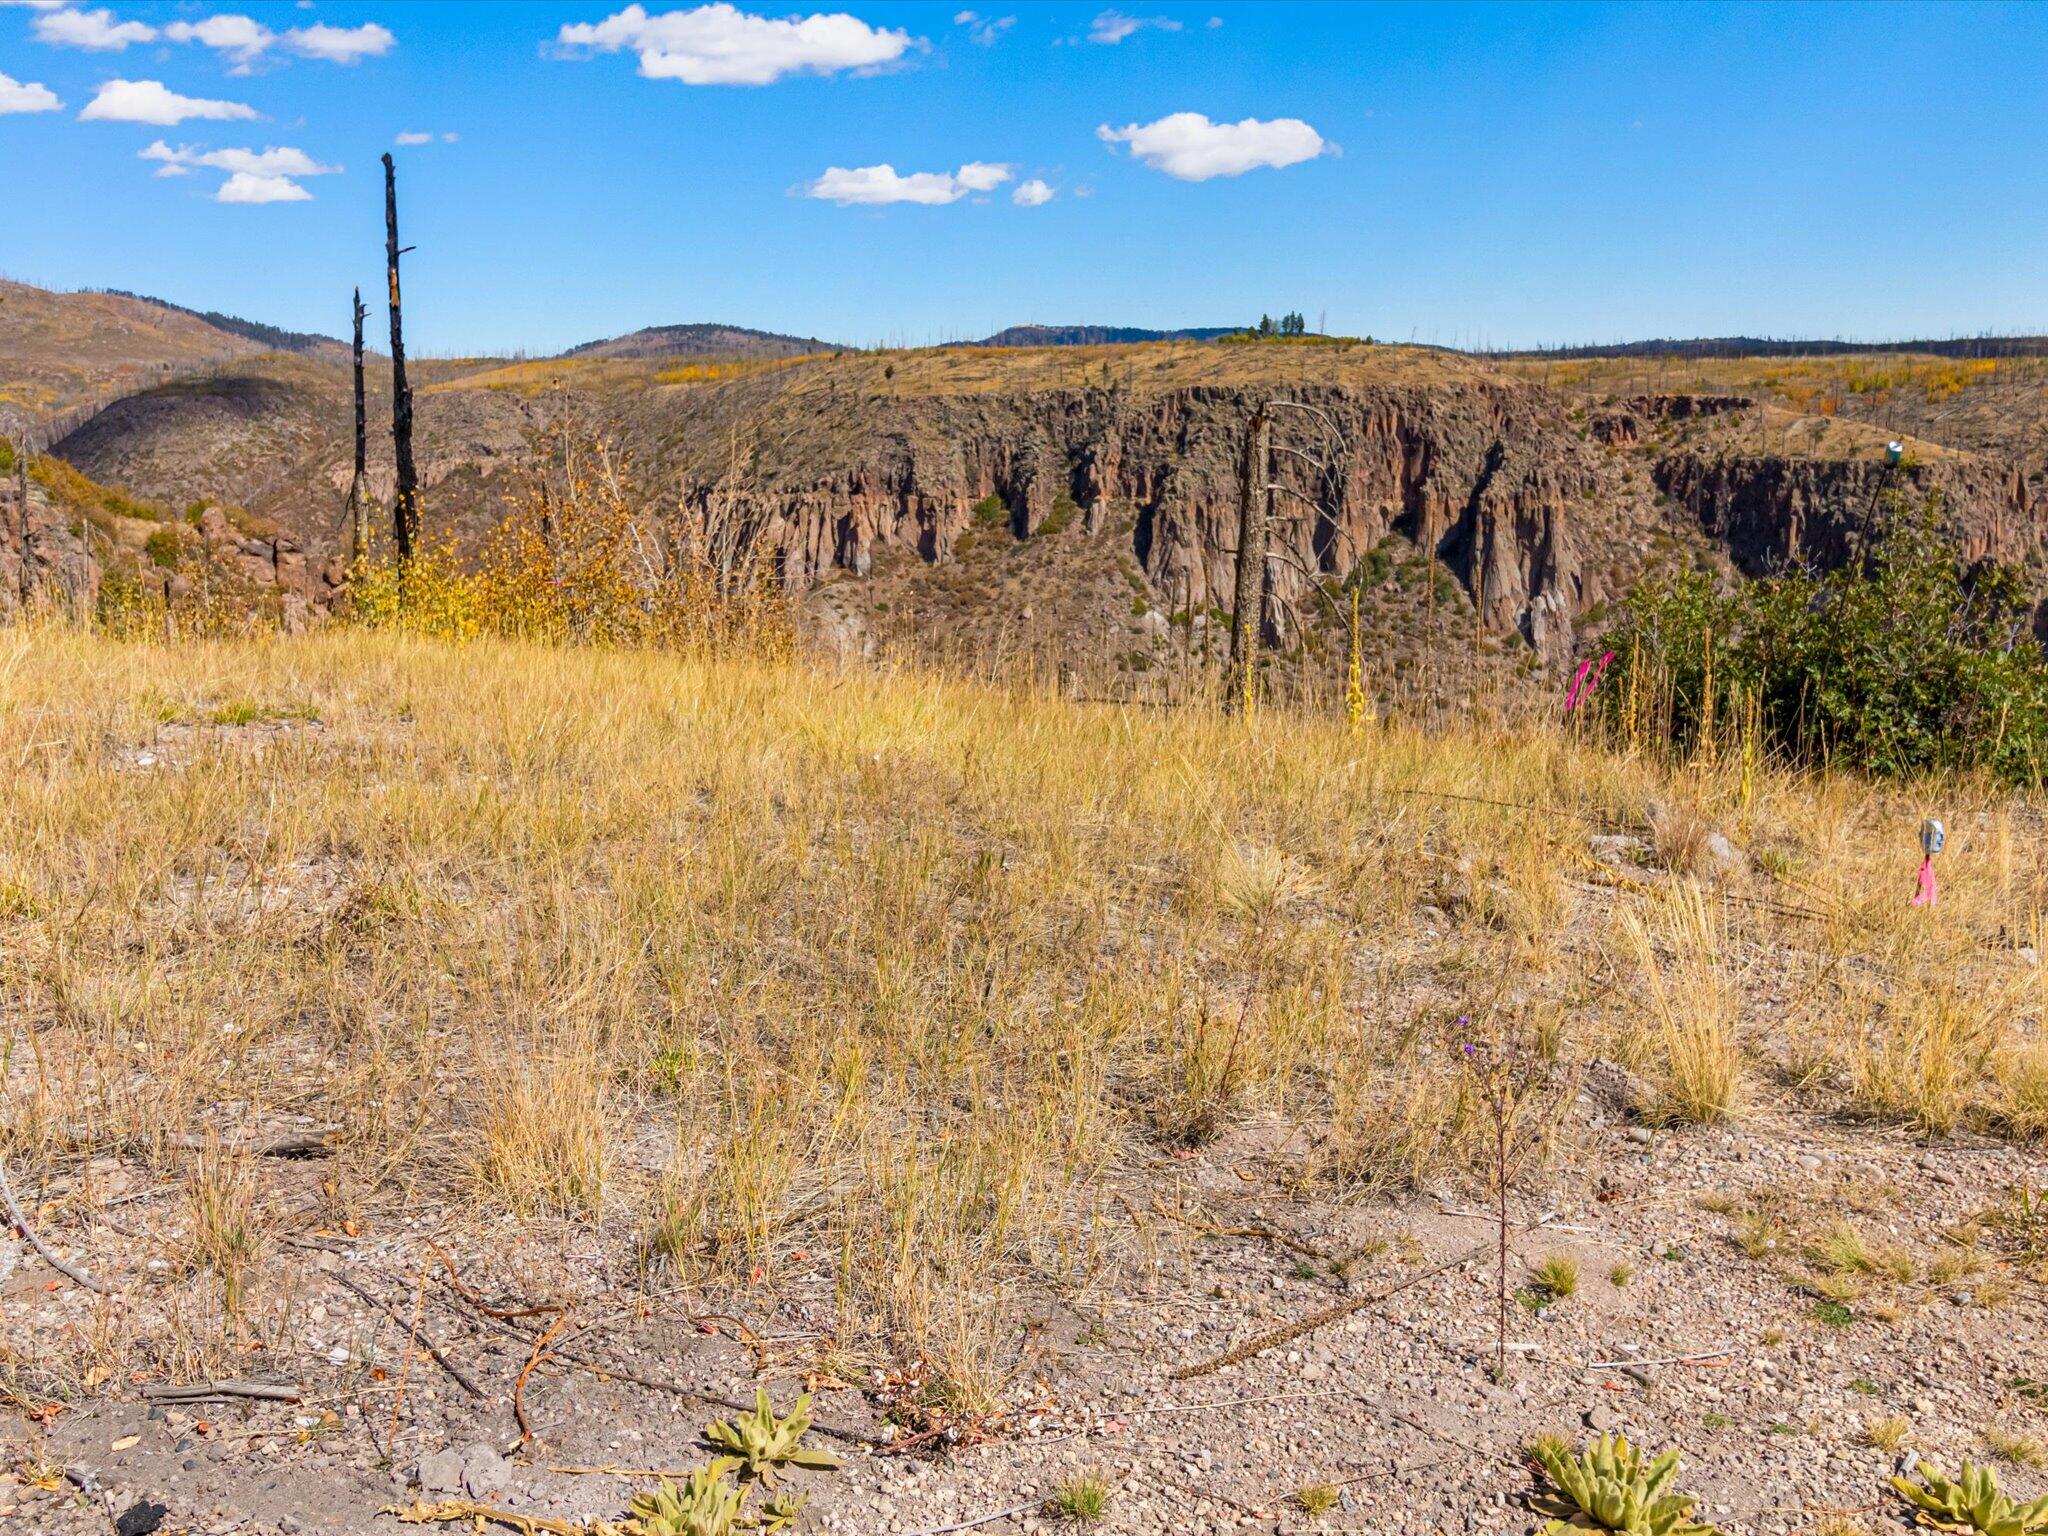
(1564, 651), (1616, 714)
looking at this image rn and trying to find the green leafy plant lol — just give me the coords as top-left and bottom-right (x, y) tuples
(1529, 1434), (1720, 1536)
(1605, 496), (2048, 785)
(756, 1491), (809, 1532)
(627, 1462), (747, 1536)
(1892, 1460), (2048, 1534)
(703, 1391), (843, 1486)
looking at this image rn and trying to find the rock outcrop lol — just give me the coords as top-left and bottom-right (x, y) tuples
(1652, 450), (2039, 575)
(0, 468), (99, 620)
(671, 379), (1602, 658)
(190, 505), (346, 632)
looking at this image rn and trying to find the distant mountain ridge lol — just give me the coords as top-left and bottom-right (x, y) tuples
(562, 323), (841, 361)
(1496, 334), (2048, 361)
(104, 290), (342, 355)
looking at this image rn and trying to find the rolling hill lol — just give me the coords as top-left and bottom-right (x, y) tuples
(560, 322), (842, 361)
(972, 324), (1241, 347)
(0, 279), (270, 444)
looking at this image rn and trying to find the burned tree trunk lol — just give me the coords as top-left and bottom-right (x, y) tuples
(382, 153), (420, 565)
(15, 439), (30, 611)
(345, 287), (370, 562)
(1226, 404), (1273, 712)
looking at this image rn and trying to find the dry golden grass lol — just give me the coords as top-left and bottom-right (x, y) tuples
(1623, 884), (1744, 1125)
(2, 622), (2045, 1391)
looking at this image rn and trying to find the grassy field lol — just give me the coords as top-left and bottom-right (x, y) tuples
(1, 624), (2044, 1410)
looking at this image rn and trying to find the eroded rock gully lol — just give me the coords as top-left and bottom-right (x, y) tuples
(677, 382), (1606, 658)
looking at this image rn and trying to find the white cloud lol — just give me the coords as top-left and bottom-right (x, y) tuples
(394, 130), (432, 145)
(804, 159), (1011, 206)
(80, 78), (259, 124)
(1086, 8), (1178, 44)
(1096, 111), (1327, 181)
(953, 9), (1012, 45)
(33, 6), (156, 49)
(0, 70), (62, 112)
(165, 13), (274, 69)
(558, 3), (915, 85)
(141, 139), (335, 176)
(1011, 177), (1053, 206)
(159, 14), (392, 68)
(140, 138), (338, 201)
(217, 169), (311, 202)
(442, 131), (457, 142)
(283, 21), (394, 63)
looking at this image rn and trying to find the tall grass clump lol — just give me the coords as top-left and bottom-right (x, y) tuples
(1623, 884), (1743, 1125)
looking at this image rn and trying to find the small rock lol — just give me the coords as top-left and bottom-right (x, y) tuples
(417, 1448), (465, 1494)
(462, 1441), (516, 1500)
(1703, 831), (1744, 876)
(1584, 1404), (1621, 1433)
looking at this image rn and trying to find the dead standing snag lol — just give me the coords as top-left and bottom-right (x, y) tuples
(383, 152), (421, 565)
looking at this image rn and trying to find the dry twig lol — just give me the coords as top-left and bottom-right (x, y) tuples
(140, 1380), (299, 1404)
(1170, 1213), (1564, 1381)
(0, 1153), (104, 1294)
(514, 1307), (573, 1444)
(331, 1270), (485, 1401)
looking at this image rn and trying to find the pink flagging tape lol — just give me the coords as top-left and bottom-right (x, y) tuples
(1910, 857), (1938, 907)
(1564, 650), (1616, 714)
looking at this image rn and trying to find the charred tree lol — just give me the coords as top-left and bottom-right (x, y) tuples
(14, 437), (30, 610)
(382, 153), (420, 565)
(1225, 404), (1273, 712)
(345, 287), (370, 562)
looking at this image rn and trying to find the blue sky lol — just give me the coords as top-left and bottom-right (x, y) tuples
(4, 1), (2046, 355)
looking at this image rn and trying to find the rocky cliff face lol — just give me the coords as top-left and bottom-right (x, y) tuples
(0, 469), (99, 620)
(31, 342), (2048, 668)
(1652, 451), (2039, 575)
(669, 377), (1605, 659)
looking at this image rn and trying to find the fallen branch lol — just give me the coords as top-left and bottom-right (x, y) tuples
(891, 1500), (1045, 1536)
(454, 1304), (887, 1450)
(0, 1153), (104, 1294)
(330, 1271), (485, 1401)
(426, 1241), (568, 1320)
(159, 1130), (336, 1158)
(547, 1463), (702, 1479)
(140, 1380), (299, 1404)
(514, 1308), (572, 1445)
(1584, 1347), (1734, 1370)
(1169, 1213), (1562, 1381)
(1150, 1198), (1324, 1260)
(385, 1498), (584, 1536)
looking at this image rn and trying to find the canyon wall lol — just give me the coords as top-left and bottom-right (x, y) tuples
(1652, 451), (2038, 575)
(671, 381), (1603, 658)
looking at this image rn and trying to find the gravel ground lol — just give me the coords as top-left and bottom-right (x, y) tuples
(4, 1103), (2043, 1536)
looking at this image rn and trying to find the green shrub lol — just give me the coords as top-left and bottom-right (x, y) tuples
(1038, 493), (1078, 537)
(971, 494), (1007, 528)
(144, 527), (183, 570)
(1606, 495), (2048, 785)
